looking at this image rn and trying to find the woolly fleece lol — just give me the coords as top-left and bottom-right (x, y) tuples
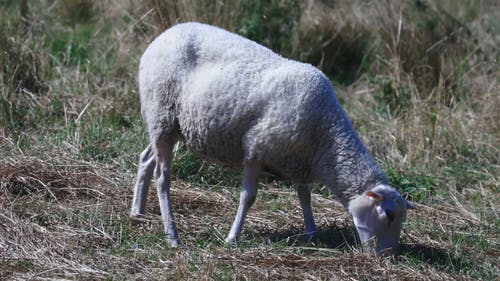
(139, 22), (388, 206)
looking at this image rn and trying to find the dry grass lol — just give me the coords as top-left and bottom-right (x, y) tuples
(144, 0), (245, 32)
(1, 147), (497, 280)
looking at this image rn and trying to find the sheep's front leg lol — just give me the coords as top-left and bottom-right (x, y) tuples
(156, 144), (180, 247)
(225, 164), (261, 247)
(130, 144), (156, 219)
(297, 185), (317, 243)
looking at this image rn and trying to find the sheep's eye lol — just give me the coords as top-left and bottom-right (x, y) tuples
(385, 209), (395, 222)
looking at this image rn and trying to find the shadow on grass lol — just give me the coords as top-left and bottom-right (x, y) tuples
(248, 223), (473, 272)
(251, 223), (359, 250)
(398, 243), (471, 271)
(253, 225), (468, 268)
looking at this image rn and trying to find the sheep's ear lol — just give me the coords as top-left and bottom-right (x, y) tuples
(396, 194), (415, 210)
(404, 199), (415, 210)
(366, 190), (383, 203)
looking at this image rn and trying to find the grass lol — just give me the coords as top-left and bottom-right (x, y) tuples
(1, 0), (499, 280)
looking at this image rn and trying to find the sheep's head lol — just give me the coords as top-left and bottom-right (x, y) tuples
(348, 184), (414, 256)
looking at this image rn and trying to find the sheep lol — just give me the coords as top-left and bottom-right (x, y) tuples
(129, 22), (414, 255)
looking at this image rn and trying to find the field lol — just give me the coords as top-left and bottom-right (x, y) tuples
(1, 0), (498, 280)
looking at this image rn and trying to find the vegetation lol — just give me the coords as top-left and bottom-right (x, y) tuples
(1, 0), (498, 279)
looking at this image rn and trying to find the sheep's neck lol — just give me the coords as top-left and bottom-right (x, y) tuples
(317, 110), (389, 207)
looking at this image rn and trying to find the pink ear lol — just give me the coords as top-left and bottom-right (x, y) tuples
(366, 191), (383, 201)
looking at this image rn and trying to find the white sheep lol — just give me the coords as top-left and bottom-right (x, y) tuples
(130, 22), (414, 255)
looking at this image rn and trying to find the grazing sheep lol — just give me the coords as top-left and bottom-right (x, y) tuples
(130, 22), (414, 255)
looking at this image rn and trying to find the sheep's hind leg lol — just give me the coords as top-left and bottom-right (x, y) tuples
(130, 144), (156, 220)
(156, 142), (180, 247)
(297, 185), (317, 243)
(225, 164), (262, 247)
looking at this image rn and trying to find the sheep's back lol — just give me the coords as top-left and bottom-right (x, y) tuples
(140, 22), (337, 182)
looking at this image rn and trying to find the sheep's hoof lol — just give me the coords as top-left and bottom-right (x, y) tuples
(305, 232), (318, 245)
(165, 231), (181, 248)
(168, 238), (181, 248)
(306, 237), (317, 246)
(129, 212), (141, 219)
(225, 237), (238, 248)
(129, 212), (146, 225)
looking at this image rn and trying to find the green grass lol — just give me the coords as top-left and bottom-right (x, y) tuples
(0, 0), (498, 280)
(385, 167), (436, 203)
